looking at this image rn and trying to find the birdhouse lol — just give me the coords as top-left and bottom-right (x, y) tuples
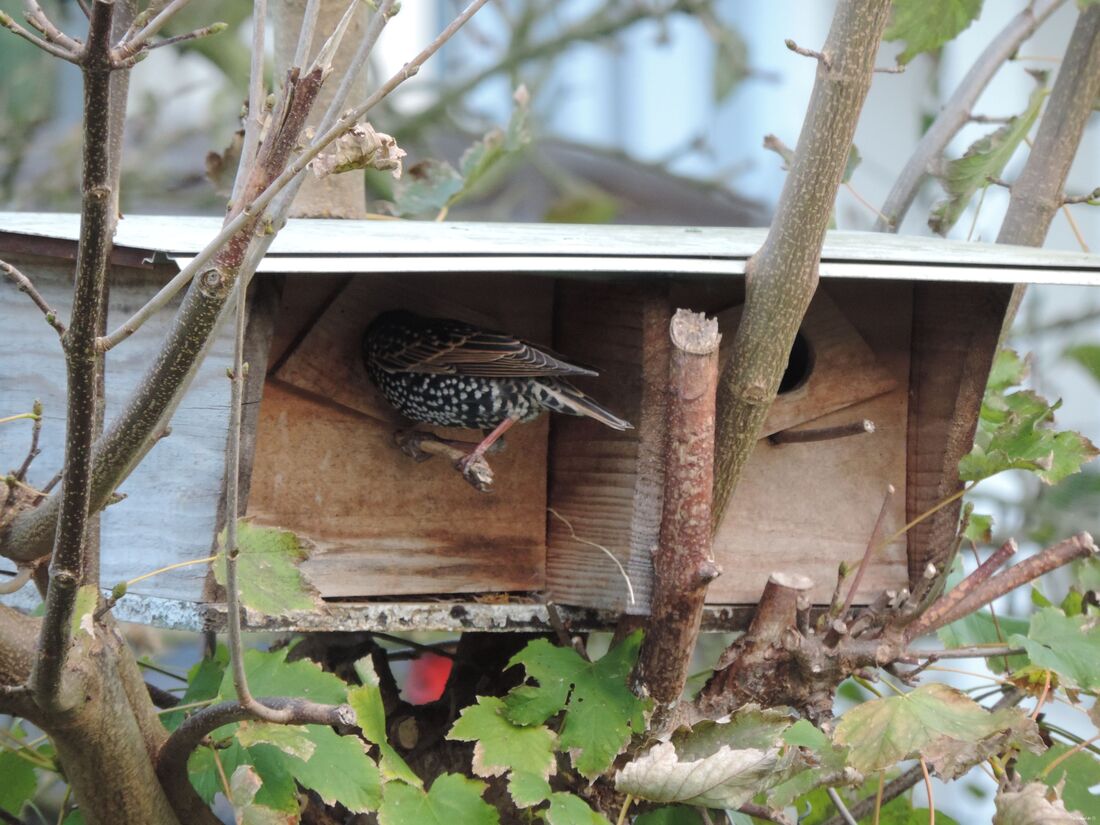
(2, 213), (1098, 632)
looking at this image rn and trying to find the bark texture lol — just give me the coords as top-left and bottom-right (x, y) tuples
(711, 0), (893, 527)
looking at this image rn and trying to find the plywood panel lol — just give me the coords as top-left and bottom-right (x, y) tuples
(247, 273), (554, 598)
(546, 282), (670, 614)
(712, 281), (912, 604)
(0, 259), (232, 604)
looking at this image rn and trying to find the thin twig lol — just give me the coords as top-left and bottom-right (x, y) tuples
(785, 37), (831, 69)
(1063, 185), (1100, 204)
(0, 567), (32, 595)
(12, 400), (44, 486)
(134, 21), (227, 55)
(1061, 202), (1091, 252)
(827, 787), (859, 825)
(21, 0), (81, 51)
(1031, 670), (1051, 720)
(97, 0), (478, 354)
(291, 0), (323, 68)
(969, 542), (1012, 673)
(116, 0), (193, 58)
(841, 485), (895, 616)
(1, 260), (66, 336)
(901, 644), (1023, 661)
(0, 10), (79, 61)
(919, 758), (935, 825)
(769, 419), (874, 445)
(232, 0), (267, 205)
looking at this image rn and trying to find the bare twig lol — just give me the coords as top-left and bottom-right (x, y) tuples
(0, 567), (32, 595)
(1061, 203), (1091, 252)
(876, 0), (1065, 231)
(231, 0), (267, 205)
(841, 485), (895, 616)
(1063, 186), (1100, 204)
(21, 0), (81, 51)
(900, 644), (1023, 661)
(115, 0), (193, 59)
(785, 38), (831, 68)
(291, 0), (323, 69)
(125, 20), (226, 58)
(0, 9), (79, 61)
(905, 540), (1017, 639)
(1, 260), (66, 336)
(769, 419), (875, 445)
(11, 399), (44, 488)
(827, 787), (859, 825)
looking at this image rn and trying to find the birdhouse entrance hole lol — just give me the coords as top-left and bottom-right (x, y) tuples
(778, 332), (813, 395)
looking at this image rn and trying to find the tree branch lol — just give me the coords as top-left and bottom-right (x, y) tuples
(875, 0), (1065, 231)
(0, 9), (79, 61)
(712, 0), (892, 527)
(633, 310), (720, 731)
(1, 260), (66, 336)
(21, 0), (81, 52)
(32, 0), (117, 712)
(997, 3), (1100, 246)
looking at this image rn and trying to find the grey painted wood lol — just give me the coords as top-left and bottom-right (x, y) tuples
(0, 259), (233, 604)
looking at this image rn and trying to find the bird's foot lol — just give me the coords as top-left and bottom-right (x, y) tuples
(455, 452), (494, 493)
(393, 430), (495, 493)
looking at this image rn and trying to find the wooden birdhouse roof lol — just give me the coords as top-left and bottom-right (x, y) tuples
(2, 212), (1099, 282)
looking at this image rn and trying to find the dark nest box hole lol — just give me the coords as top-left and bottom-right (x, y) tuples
(778, 332), (814, 395)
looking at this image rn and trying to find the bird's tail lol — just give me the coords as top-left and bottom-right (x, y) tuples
(540, 380), (633, 431)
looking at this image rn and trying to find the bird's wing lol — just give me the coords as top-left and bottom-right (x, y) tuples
(378, 321), (598, 378)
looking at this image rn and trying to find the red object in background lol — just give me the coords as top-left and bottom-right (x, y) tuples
(405, 652), (453, 704)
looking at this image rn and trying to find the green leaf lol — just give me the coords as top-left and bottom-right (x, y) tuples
(379, 773), (498, 825)
(188, 741), (248, 805)
(543, 792), (613, 825)
(448, 696), (557, 785)
(834, 683), (1042, 777)
(272, 725), (381, 813)
(392, 160), (464, 218)
(507, 772), (551, 808)
(348, 667), (421, 787)
(228, 765), (296, 825)
(215, 521), (320, 616)
(885, 0), (983, 65)
(62, 812), (86, 825)
(163, 649), (228, 731)
(929, 86), (1047, 235)
(962, 512), (994, 544)
(615, 707), (801, 809)
(504, 632), (648, 778)
(1065, 344), (1100, 385)
(634, 808), (704, 825)
(988, 349), (1030, 391)
(0, 748), (37, 815)
(1009, 607), (1100, 690)
(236, 723), (316, 761)
(217, 647), (348, 706)
(961, 354), (1099, 484)
(1015, 743), (1100, 819)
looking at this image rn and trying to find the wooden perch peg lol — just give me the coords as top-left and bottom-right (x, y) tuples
(393, 430), (495, 492)
(634, 309), (721, 730)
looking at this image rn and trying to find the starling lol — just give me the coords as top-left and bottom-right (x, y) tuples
(363, 310), (632, 473)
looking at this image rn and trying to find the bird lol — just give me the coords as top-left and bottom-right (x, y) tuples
(362, 310), (632, 475)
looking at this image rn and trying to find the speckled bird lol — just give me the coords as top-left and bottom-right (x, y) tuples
(363, 310), (632, 471)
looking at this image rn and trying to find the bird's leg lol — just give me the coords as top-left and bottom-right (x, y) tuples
(456, 417), (517, 474)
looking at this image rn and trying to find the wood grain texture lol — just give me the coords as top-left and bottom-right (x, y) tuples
(0, 259), (232, 604)
(247, 273), (554, 598)
(546, 282), (670, 613)
(905, 281), (1012, 584)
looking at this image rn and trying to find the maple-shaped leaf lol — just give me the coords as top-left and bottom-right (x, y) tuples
(615, 707), (801, 809)
(1009, 607), (1100, 691)
(1015, 743), (1100, 820)
(544, 792), (613, 825)
(227, 765), (295, 825)
(378, 773), (498, 825)
(504, 631), (648, 778)
(885, 0), (983, 65)
(215, 521), (320, 616)
(929, 86), (1047, 236)
(448, 695), (557, 787)
(834, 683), (1042, 777)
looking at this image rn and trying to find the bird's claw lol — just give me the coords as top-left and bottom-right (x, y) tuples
(455, 454), (494, 493)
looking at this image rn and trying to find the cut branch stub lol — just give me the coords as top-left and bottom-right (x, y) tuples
(634, 308), (720, 731)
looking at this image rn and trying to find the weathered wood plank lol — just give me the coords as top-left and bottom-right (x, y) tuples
(0, 259), (232, 604)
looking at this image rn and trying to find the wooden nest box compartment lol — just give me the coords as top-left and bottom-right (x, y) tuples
(2, 215), (1098, 631)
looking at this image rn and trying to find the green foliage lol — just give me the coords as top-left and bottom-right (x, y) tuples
(378, 773), (498, 825)
(1065, 344), (1100, 384)
(228, 765), (293, 825)
(0, 738), (37, 816)
(393, 88), (531, 219)
(1015, 743), (1100, 820)
(962, 511), (995, 544)
(634, 808), (704, 825)
(833, 683), (1042, 777)
(929, 87), (1047, 236)
(448, 695), (557, 797)
(543, 792), (613, 825)
(70, 584), (98, 639)
(349, 659), (421, 787)
(938, 610), (1029, 673)
(884, 0), (983, 65)
(504, 631), (648, 778)
(1009, 607), (1100, 691)
(215, 521), (320, 617)
(959, 349), (1098, 485)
